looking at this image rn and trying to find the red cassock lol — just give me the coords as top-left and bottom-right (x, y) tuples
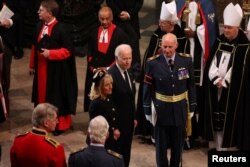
(29, 19), (77, 131)
(10, 127), (66, 167)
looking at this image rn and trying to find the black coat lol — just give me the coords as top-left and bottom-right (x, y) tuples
(108, 64), (136, 167)
(200, 29), (250, 150)
(106, 0), (143, 38)
(68, 145), (124, 167)
(88, 96), (118, 150)
(108, 64), (136, 134)
(0, 0), (18, 53)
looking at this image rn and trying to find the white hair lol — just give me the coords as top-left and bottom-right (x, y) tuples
(88, 115), (109, 143)
(114, 44), (132, 58)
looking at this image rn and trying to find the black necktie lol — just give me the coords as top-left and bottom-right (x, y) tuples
(168, 59), (174, 71)
(124, 71), (131, 89)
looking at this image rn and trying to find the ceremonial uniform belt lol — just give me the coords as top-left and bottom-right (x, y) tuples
(155, 91), (188, 102)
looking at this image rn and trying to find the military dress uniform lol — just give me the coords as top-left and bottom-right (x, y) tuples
(136, 25), (190, 138)
(143, 54), (196, 167)
(10, 127), (66, 167)
(68, 145), (124, 167)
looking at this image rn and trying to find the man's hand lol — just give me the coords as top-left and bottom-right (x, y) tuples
(40, 48), (49, 58)
(134, 120), (138, 128)
(113, 129), (120, 140)
(216, 79), (223, 88)
(29, 68), (35, 76)
(188, 112), (194, 119)
(0, 19), (12, 28)
(119, 11), (130, 21)
(184, 28), (195, 38)
(145, 115), (152, 124)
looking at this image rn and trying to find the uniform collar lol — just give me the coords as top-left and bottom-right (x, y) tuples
(31, 127), (48, 136)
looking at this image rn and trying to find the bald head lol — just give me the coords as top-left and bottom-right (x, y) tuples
(162, 33), (177, 44)
(98, 6), (113, 29)
(161, 33), (178, 58)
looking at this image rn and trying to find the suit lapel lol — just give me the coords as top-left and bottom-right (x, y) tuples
(114, 65), (134, 94)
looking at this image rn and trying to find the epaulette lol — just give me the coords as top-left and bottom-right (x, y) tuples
(179, 53), (191, 58)
(107, 149), (123, 159)
(45, 136), (60, 148)
(15, 132), (29, 138)
(147, 54), (160, 61)
(70, 147), (86, 155)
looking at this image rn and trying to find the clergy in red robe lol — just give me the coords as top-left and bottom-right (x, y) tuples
(84, 6), (129, 112)
(29, 0), (78, 135)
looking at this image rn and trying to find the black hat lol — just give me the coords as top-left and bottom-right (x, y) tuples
(92, 70), (106, 86)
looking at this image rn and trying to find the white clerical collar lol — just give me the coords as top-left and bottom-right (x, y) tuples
(90, 143), (105, 147)
(99, 28), (108, 43)
(45, 17), (56, 26)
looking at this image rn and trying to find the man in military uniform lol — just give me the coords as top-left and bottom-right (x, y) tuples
(136, 1), (190, 142)
(143, 33), (196, 167)
(200, 2), (250, 151)
(68, 115), (124, 167)
(10, 103), (66, 167)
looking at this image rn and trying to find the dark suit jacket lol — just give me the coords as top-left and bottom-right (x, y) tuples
(143, 54), (196, 126)
(68, 145), (124, 167)
(106, 0), (143, 38)
(108, 64), (136, 135)
(88, 96), (118, 149)
(0, 0), (18, 53)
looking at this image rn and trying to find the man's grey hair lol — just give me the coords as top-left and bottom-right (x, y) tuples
(32, 103), (58, 127)
(114, 44), (132, 58)
(88, 115), (109, 143)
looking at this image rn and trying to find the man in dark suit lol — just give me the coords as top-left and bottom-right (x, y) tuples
(143, 33), (196, 167)
(108, 44), (137, 167)
(0, 0), (19, 122)
(68, 115), (124, 167)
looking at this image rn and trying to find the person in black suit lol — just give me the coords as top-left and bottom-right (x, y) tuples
(68, 115), (124, 167)
(143, 33), (196, 167)
(108, 44), (137, 167)
(106, 0), (144, 80)
(88, 70), (120, 150)
(0, 0), (19, 122)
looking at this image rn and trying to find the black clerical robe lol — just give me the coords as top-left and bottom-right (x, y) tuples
(200, 29), (250, 150)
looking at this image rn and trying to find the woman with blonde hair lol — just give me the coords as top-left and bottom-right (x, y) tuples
(88, 70), (120, 150)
